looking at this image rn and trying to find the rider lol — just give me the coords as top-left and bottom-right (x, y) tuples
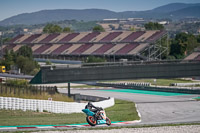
(85, 102), (103, 116)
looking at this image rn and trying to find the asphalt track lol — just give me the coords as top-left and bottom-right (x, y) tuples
(58, 88), (200, 125)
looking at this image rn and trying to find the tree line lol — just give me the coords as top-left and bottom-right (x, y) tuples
(0, 46), (39, 75)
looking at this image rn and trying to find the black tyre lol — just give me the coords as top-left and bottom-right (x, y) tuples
(106, 117), (111, 126)
(86, 116), (96, 126)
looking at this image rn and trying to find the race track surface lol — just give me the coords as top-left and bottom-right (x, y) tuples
(58, 88), (200, 125)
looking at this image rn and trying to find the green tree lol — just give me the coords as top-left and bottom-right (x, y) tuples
(63, 27), (72, 33)
(45, 60), (52, 65)
(17, 45), (33, 59)
(144, 22), (164, 30)
(169, 32), (199, 59)
(16, 56), (39, 75)
(43, 24), (62, 33)
(86, 56), (106, 63)
(92, 25), (105, 32)
(2, 49), (15, 70)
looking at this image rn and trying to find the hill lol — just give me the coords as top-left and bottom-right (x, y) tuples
(1, 3), (200, 26)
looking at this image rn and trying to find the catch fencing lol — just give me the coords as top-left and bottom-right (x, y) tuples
(0, 97), (114, 113)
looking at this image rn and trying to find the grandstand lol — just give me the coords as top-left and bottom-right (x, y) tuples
(184, 47), (200, 61)
(3, 30), (167, 61)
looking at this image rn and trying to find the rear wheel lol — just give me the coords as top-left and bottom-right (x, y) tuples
(86, 116), (96, 126)
(106, 117), (111, 126)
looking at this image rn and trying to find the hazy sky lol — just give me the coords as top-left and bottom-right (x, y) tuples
(0, 0), (200, 21)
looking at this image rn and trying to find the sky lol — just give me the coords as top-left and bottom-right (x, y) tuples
(0, 0), (200, 21)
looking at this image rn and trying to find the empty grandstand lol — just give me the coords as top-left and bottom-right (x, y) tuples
(184, 47), (200, 61)
(2, 30), (167, 61)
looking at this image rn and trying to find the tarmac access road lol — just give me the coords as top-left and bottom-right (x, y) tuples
(58, 88), (200, 125)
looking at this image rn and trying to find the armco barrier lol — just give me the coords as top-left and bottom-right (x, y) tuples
(0, 97), (114, 113)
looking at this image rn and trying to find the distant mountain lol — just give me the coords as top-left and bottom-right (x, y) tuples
(167, 6), (200, 19)
(1, 3), (200, 26)
(151, 3), (200, 13)
(0, 9), (118, 26)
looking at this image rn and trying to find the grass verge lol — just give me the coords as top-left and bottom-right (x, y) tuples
(0, 99), (139, 126)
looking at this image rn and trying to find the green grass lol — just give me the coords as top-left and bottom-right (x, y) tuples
(0, 99), (139, 126)
(102, 78), (195, 86)
(105, 100), (140, 121)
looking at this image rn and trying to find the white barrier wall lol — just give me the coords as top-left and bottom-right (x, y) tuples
(0, 97), (114, 113)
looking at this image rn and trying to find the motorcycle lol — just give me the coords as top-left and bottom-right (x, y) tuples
(82, 107), (111, 126)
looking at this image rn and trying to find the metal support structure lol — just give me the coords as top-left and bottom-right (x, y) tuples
(68, 82), (71, 97)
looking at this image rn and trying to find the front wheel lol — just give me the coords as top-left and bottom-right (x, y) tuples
(106, 117), (111, 126)
(86, 116), (96, 126)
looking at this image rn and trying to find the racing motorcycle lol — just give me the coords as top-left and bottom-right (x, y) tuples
(82, 107), (111, 126)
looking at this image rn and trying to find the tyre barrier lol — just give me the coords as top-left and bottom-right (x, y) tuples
(0, 96), (114, 113)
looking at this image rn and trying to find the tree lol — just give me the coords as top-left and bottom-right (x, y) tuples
(45, 60), (52, 65)
(17, 45), (33, 59)
(2, 49), (15, 70)
(16, 56), (39, 75)
(169, 32), (199, 59)
(43, 24), (62, 33)
(86, 56), (106, 63)
(144, 22), (164, 30)
(63, 27), (72, 33)
(92, 25), (105, 32)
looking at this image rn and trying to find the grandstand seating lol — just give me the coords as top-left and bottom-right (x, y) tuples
(104, 44), (127, 54)
(71, 44), (93, 55)
(58, 33), (80, 43)
(3, 44), (16, 53)
(111, 31), (132, 42)
(100, 32), (122, 42)
(51, 44), (72, 55)
(62, 44), (82, 55)
(79, 32), (100, 42)
(82, 44), (104, 55)
(50, 33), (68, 43)
(32, 34), (49, 43)
(6, 30), (167, 59)
(128, 43), (149, 55)
(39, 34), (60, 43)
(15, 34), (32, 43)
(146, 30), (165, 42)
(22, 34), (42, 43)
(13, 44), (23, 52)
(184, 52), (200, 60)
(9, 35), (24, 43)
(34, 44), (53, 54)
(91, 32), (110, 42)
(42, 44), (61, 55)
(115, 43), (139, 55)
(92, 44), (114, 55)
(69, 32), (89, 42)
(195, 55), (200, 60)
(135, 31), (156, 42)
(122, 31), (145, 42)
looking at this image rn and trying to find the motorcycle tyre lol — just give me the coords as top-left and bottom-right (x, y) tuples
(106, 117), (111, 126)
(86, 116), (96, 126)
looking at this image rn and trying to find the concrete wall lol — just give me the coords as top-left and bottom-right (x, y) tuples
(37, 62), (200, 83)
